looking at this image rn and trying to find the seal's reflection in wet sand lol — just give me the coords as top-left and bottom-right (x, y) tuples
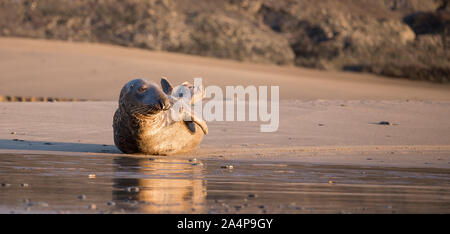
(112, 157), (207, 213)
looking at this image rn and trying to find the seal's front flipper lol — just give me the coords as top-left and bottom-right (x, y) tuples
(183, 111), (208, 135)
(161, 77), (173, 95)
(185, 121), (196, 133)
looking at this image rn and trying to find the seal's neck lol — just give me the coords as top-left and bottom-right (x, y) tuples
(133, 112), (164, 122)
(131, 111), (168, 135)
(118, 103), (169, 136)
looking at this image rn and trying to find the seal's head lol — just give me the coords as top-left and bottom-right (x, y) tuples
(118, 79), (170, 116)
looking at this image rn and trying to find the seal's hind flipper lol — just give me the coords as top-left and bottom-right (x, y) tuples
(185, 121), (196, 133)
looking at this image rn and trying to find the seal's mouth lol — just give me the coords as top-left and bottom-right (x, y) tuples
(129, 104), (164, 116)
(129, 98), (171, 116)
(160, 99), (171, 111)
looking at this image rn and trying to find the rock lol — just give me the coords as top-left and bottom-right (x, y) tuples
(221, 164), (234, 169)
(107, 201), (116, 206)
(125, 186), (140, 193)
(0, 0), (448, 82)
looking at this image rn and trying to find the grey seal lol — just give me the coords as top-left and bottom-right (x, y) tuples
(113, 77), (208, 155)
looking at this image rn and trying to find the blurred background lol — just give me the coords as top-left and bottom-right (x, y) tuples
(1, 0), (448, 83)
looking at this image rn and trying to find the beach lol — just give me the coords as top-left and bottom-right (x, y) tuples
(0, 37), (449, 213)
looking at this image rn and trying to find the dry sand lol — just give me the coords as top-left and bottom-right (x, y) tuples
(0, 37), (450, 169)
(1, 37), (450, 101)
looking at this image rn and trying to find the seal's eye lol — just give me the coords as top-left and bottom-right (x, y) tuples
(138, 86), (148, 93)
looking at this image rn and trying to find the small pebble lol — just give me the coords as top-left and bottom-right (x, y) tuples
(377, 121), (391, 125)
(221, 165), (234, 170)
(77, 194), (86, 200)
(88, 174), (96, 179)
(125, 186), (140, 193)
(248, 194), (258, 198)
(10, 132), (16, 135)
(107, 201), (116, 206)
(328, 180), (334, 184)
(258, 205), (265, 209)
(20, 183), (29, 187)
(88, 204), (97, 210)
(148, 158), (155, 161)
(188, 158), (197, 162)
(1, 183), (11, 187)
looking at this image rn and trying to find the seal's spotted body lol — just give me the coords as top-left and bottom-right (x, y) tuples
(113, 78), (207, 155)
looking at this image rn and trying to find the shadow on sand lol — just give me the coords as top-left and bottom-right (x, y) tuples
(0, 139), (121, 154)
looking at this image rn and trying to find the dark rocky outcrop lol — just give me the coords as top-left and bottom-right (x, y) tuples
(0, 0), (448, 82)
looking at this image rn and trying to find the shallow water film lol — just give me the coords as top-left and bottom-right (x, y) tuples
(0, 153), (449, 214)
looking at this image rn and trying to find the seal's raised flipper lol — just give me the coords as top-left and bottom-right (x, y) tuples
(185, 121), (196, 133)
(161, 77), (173, 95)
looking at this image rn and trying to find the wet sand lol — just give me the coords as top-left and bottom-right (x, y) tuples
(0, 37), (450, 213)
(1, 153), (449, 214)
